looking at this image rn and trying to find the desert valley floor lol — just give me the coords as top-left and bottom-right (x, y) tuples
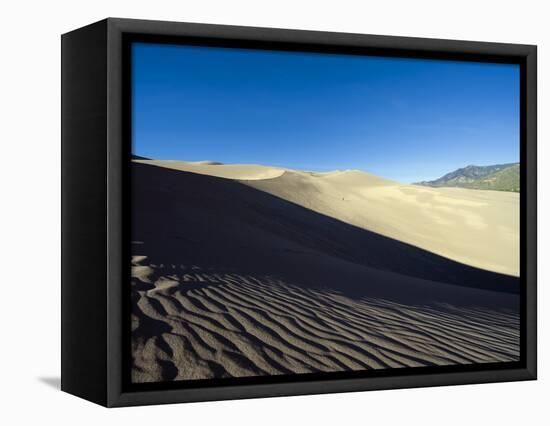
(130, 160), (520, 383)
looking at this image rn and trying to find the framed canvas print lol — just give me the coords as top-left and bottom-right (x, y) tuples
(61, 18), (537, 407)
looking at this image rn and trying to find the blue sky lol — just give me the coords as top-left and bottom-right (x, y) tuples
(132, 42), (519, 183)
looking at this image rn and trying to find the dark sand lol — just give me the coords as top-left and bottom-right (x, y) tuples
(131, 162), (520, 383)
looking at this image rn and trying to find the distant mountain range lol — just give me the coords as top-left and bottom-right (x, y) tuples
(414, 163), (520, 192)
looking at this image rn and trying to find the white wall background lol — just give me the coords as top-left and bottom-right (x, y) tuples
(0, 0), (546, 424)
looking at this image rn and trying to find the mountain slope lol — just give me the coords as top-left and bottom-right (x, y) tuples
(463, 164), (520, 191)
(415, 163), (519, 192)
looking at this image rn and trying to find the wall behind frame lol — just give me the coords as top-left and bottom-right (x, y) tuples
(1, 0), (546, 424)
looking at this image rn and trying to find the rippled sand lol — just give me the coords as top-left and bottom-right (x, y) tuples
(131, 161), (520, 383)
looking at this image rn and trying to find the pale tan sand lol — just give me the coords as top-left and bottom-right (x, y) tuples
(245, 171), (519, 277)
(130, 161), (520, 382)
(134, 159), (285, 180)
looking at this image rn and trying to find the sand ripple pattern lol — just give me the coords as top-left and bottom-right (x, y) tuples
(131, 258), (520, 383)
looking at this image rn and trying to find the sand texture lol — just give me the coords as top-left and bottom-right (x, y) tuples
(131, 161), (520, 383)
(245, 170), (519, 277)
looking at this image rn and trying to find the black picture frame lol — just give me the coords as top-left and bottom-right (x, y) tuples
(61, 17), (537, 407)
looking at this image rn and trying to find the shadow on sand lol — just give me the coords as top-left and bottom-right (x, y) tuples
(38, 377), (61, 390)
(131, 162), (519, 303)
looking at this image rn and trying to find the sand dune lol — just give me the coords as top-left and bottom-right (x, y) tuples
(134, 159), (285, 181)
(135, 159), (519, 276)
(131, 161), (520, 383)
(245, 170), (519, 277)
(132, 259), (519, 382)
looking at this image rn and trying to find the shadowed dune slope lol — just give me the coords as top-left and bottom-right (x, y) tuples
(136, 159), (519, 276)
(131, 162), (519, 383)
(131, 162), (518, 295)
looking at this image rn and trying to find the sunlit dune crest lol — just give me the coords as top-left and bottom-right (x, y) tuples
(134, 159), (286, 181)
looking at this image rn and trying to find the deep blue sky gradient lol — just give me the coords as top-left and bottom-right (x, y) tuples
(132, 43), (519, 183)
